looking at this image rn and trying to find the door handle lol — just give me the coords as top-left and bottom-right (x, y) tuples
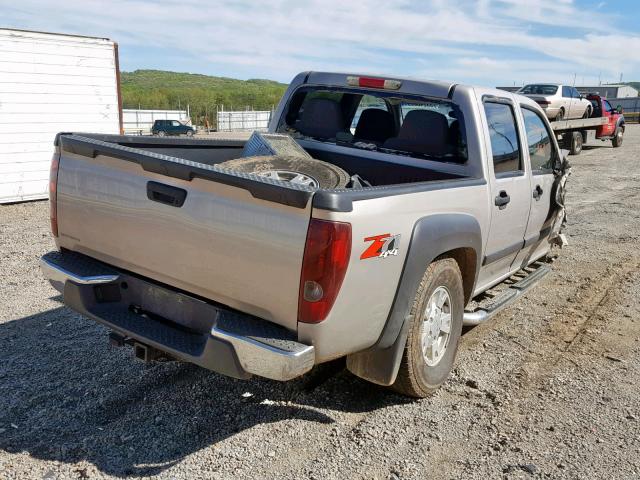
(494, 190), (510, 209)
(533, 185), (543, 200)
(147, 181), (187, 207)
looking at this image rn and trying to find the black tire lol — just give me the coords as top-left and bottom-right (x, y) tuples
(569, 131), (583, 155)
(582, 106), (591, 119)
(391, 258), (464, 398)
(612, 128), (624, 148)
(218, 155), (350, 189)
(157, 131), (166, 137)
(186, 130), (194, 137)
(555, 108), (565, 122)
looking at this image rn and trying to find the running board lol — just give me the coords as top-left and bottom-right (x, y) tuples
(463, 263), (551, 326)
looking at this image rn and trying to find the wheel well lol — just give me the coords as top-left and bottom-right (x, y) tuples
(436, 247), (477, 304)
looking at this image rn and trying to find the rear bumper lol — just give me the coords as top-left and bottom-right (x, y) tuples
(40, 251), (314, 381)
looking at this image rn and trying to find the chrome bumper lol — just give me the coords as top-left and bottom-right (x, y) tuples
(40, 250), (315, 381)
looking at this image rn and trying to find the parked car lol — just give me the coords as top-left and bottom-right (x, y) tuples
(151, 119), (195, 136)
(42, 72), (569, 398)
(517, 84), (592, 121)
(586, 94), (625, 147)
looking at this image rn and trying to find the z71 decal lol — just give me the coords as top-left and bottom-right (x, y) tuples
(360, 233), (401, 260)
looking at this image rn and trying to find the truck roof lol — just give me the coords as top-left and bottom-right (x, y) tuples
(300, 71), (542, 110)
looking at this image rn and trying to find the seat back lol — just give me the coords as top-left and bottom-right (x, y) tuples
(297, 98), (345, 139)
(382, 110), (450, 156)
(354, 109), (395, 144)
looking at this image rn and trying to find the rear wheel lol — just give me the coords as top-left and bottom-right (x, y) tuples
(555, 108), (565, 122)
(186, 130), (194, 137)
(612, 128), (624, 148)
(157, 131), (166, 137)
(391, 258), (464, 398)
(218, 155), (350, 189)
(569, 131), (583, 155)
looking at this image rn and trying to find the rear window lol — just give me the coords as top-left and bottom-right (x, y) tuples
(519, 85), (558, 95)
(277, 87), (468, 164)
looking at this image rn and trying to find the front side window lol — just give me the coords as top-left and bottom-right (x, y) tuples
(483, 102), (522, 175)
(278, 87), (468, 164)
(521, 108), (554, 172)
(604, 100), (615, 113)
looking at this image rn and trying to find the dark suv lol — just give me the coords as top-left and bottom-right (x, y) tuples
(151, 120), (195, 137)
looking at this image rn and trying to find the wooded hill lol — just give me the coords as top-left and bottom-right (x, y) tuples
(121, 69), (288, 126)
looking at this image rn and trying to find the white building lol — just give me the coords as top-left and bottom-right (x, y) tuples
(0, 29), (122, 203)
(576, 84), (638, 99)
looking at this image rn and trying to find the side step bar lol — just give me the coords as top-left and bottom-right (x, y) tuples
(463, 263), (551, 326)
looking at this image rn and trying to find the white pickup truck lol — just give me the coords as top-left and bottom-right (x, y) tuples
(41, 72), (569, 397)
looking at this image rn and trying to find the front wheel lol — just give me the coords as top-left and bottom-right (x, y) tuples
(157, 131), (166, 137)
(391, 258), (464, 398)
(186, 130), (194, 137)
(612, 128), (624, 148)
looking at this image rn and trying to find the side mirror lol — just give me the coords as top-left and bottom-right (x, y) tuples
(616, 105), (623, 114)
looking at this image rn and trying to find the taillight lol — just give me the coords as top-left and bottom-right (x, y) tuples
(49, 152), (60, 237)
(536, 100), (551, 106)
(298, 219), (351, 324)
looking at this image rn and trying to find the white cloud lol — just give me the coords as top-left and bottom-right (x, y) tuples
(1, 0), (638, 86)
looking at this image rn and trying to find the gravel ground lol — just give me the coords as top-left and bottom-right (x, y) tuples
(1, 126), (639, 480)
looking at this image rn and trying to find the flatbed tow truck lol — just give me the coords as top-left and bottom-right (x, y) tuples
(549, 94), (625, 155)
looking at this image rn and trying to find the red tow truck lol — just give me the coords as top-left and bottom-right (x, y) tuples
(549, 94), (625, 155)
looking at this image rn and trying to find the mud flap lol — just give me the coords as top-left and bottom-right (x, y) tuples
(549, 151), (571, 247)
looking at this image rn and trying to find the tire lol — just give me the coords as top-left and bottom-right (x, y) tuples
(555, 108), (565, 122)
(612, 128), (624, 148)
(218, 155), (350, 189)
(391, 258), (464, 398)
(186, 130), (194, 137)
(582, 106), (591, 119)
(157, 131), (166, 137)
(569, 131), (583, 155)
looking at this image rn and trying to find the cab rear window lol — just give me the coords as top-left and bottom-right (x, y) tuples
(277, 86), (468, 164)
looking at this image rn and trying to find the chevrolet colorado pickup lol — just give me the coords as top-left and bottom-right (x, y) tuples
(41, 72), (569, 397)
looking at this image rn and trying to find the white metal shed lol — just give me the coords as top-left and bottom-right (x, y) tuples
(0, 29), (122, 203)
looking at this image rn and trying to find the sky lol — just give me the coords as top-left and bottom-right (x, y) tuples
(2, 0), (640, 87)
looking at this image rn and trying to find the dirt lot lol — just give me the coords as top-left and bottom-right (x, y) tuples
(1, 126), (639, 480)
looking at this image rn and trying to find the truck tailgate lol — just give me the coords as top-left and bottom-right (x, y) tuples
(55, 136), (314, 331)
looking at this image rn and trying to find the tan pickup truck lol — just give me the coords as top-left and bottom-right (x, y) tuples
(41, 72), (569, 397)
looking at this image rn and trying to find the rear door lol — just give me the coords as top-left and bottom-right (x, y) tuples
(513, 105), (557, 267)
(561, 86), (572, 117)
(477, 97), (531, 288)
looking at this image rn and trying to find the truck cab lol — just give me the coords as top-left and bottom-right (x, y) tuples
(587, 94), (625, 146)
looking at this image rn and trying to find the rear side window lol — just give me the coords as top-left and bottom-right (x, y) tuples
(521, 108), (554, 172)
(483, 102), (522, 175)
(562, 86), (571, 97)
